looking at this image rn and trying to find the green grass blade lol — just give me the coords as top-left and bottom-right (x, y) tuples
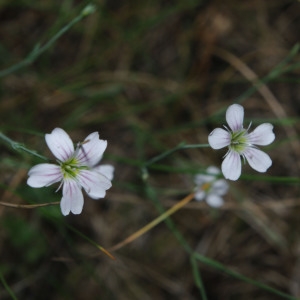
(193, 253), (299, 300)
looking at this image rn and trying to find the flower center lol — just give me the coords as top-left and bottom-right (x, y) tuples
(60, 157), (88, 179)
(201, 182), (212, 192)
(229, 129), (249, 153)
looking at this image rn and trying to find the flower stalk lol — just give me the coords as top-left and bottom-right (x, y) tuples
(110, 193), (195, 251)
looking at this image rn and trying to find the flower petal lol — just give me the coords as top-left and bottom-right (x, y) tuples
(194, 166), (221, 185)
(206, 166), (221, 175)
(222, 150), (241, 181)
(212, 179), (229, 196)
(27, 164), (62, 187)
(247, 123), (275, 146)
(243, 148), (272, 173)
(76, 132), (107, 167)
(93, 164), (114, 181)
(208, 128), (231, 149)
(206, 194), (224, 207)
(61, 180), (84, 216)
(194, 174), (211, 185)
(226, 104), (244, 132)
(45, 128), (74, 161)
(78, 170), (112, 199)
(194, 190), (205, 201)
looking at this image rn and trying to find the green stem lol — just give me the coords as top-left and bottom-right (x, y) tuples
(190, 256), (208, 300)
(0, 132), (47, 160)
(66, 225), (115, 260)
(144, 143), (210, 167)
(193, 253), (299, 300)
(0, 269), (18, 300)
(143, 184), (207, 299)
(0, 4), (96, 78)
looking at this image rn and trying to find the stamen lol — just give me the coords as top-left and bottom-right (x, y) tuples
(246, 121), (252, 132)
(223, 125), (231, 132)
(201, 182), (211, 192)
(75, 139), (91, 164)
(55, 180), (64, 192)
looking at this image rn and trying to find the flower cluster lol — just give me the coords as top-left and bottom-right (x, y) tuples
(27, 128), (114, 216)
(194, 166), (228, 207)
(208, 104), (275, 181)
(26, 104), (275, 216)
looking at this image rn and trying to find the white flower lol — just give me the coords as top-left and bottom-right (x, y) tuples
(27, 128), (114, 216)
(194, 166), (228, 207)
(208, 104), (275, 181)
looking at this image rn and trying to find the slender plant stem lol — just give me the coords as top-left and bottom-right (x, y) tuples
(143, 184), (207, 299)
(0, 132), (48, 160)
(0, 201), (60, 209)
(66, 225), (115, 260)
(232, 44), (300, 108)
(190, 256), (208, 300)
(109, 193), (195, 251)
(0, 4), (96, 78)
(144, 143), (210, 167)
(193, 253), (299, 300)
(0, 269), (18, 300)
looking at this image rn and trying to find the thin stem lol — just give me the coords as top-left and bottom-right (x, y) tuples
(0, 4), (96, 78)
(190, 256), (208, 300)
(0, 132), (48, 160)
(0, 269), (18, 300)
(143, 184), (207, 298)
(66, 225), (115, 260)
(144, 143), (210, 167)
(0, 201), (60, 209)
(193, 253), (299, 300)
(110, 193), (195, 251)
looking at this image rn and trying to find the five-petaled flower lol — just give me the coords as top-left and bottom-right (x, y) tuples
(27, 128), (114, 216)
(208, 104), (275, 181)
(194, 166), (228, 207)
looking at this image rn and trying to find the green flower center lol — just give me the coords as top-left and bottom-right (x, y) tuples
(60, 157), (89, 179)
(229, 129), (249, 153)
(201, 182), (212, 193)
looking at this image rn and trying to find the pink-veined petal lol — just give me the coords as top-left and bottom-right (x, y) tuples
(76, 132), (107, 167)
(222, 150), (241, 181)
(45, 128), (74, 161)
(208, 128), (231, 149)
(226, 104), (244, 132)
(243, 148), (272, 173)
(61, 180), (84, 216)
(27, 163), (62, 187)
(93, 164), (114, 181)
(78, 170), (112, 199)
(247, 123), (275, 146)
(206, 194), (224, 207)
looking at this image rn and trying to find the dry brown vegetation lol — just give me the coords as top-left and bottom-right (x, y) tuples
(1, 1), (300, 299)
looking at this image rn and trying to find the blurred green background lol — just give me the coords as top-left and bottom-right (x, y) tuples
(1, 0), (300, 299)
